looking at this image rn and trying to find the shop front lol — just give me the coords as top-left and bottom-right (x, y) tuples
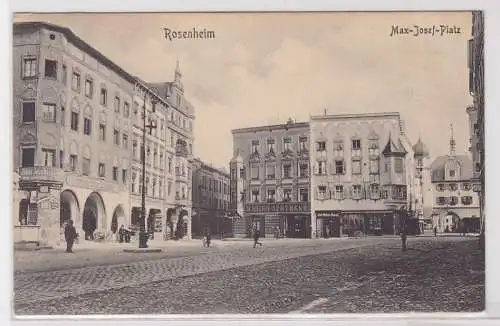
(315, 211), (342, 238)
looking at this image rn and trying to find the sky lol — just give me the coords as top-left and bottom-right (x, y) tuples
(13, 12), (473, 169)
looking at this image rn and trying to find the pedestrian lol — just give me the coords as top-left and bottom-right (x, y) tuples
(64, 219), (78, 253)
(434, 226), (437, 237)
(206, 230), (212, 248)
(253, 228), (263, 248)
(119, 225), (125, 243)
(401, 228), (407, 252)
(276, 226), (281, 239)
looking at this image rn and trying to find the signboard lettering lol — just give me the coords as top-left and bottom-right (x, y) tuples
(244, 202), (310, 214)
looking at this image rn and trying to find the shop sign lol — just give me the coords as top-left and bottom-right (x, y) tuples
(245, 202), (310, 214)
(316, 211), (340, 218)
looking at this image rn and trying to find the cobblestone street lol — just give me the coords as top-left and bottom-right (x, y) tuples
(13, 237), (484, 315)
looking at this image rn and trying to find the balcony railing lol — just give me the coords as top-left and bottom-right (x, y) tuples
(18, 166), (63, 183)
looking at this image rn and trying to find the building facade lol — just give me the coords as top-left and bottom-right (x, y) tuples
(467, 11), (484, 242)
(429, 127), (480, 233)
(13, 22), (194, 246)
(310, 112), (418, 238)
(230, 119), (311, 238)
(191, 158), (231, 237)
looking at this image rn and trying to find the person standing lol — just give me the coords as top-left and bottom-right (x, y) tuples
(253, 228), (263, 248)
(64, 219), (78, 253)
(434, 226), (437, 237)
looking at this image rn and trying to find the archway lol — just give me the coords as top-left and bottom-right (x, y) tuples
(111, 204), (125, 234)
(444, 211), (460, 233)
(60, 190), (80, 228)
(83, 192), (106, 240)
(18, 199), (29, 225)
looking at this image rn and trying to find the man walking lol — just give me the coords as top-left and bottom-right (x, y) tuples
(64, 219), (78, 253)
(253, 228), (263, 248)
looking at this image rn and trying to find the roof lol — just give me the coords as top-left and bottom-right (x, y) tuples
(146, 82), (195, 116)
(232, 121), (309, 134)
(310, 112), (400, 121)
(429, 154), (474, 181)
(382, 135), (407, 156)
(413, 138), (430, 157)
(13, 22), (137, 85)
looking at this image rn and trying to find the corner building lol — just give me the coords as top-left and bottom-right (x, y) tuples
(230, 120), (311, 238)
(13, 22), (195, 245)
(310, 113), (418, 238)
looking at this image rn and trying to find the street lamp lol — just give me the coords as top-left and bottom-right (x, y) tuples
(138, 87), (158, 249)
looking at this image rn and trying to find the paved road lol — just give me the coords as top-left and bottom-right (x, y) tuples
(13, 237), (484, 315)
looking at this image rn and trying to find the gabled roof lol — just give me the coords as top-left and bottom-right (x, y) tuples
(382, 134), (407, 156)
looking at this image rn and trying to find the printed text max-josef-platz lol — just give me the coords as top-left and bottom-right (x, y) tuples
(390, 25), (461, 37)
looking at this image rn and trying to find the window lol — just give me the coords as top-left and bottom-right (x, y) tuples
(267, 188), (276, 203)
(44, 59), (57, 78)
(62, 65), (67, 85)
(159, 152), (164, 169)
(122, 133), (128, 149)
(240, 168), (246, 179)
(335, 185), (344, 200)
(352, 139), (361, 157)
(370, 184), (380, 198)
(449, 196), (458, 206)
(394, 158), (403, 173)
(71, 112), (79, 131)
(369, 143), (379, 156)
(316, 141), (326, 151)
(283, 189), (292, 202)
(283, 163), (292, 178)
(461, 196), (473, 205)
(299, 163), (308, 178)
(21, 148), (35, 167)
(334, 143), (344, 157)
(69, 155), (77, 171)
(113, 129), (120, 145)
(72, 71), (81, 91)
(475, 163), (481, 173)
(168, 157), (172, 172)
(437, 184), (445, 192)
(23, 57), (37, 78)
(299, 136), (308, 151)
(449, 170), (456, 178)
(252, 189), (260, 203)
(59, 150), (64, 169)
(168, 181), (172, 195)
(352, 185), (362, 199)
(299, 188), (308, 202)
(335, 160), (345, 174)
(85, 78), (93, 98)
(124, 102), (130, 117)
(112, 167), (118, 181)
(462, 183), (472, 191)
(370, 159), (379, 174)
(99, 123), (106, 141)
(22, 102), (36, 123)
(266, 163), (275, 179)
(83, 117), (92, 135)
(437, 196), (447, 205)
(159, 181), (163, 197)
(100, 88), (107, 106)
(41, 149), (56, 167)
(449, 183), (458, 191)
(251, 141), (260, 154)
(318, 186), (327, 199)
(267, 139), (275, 153)
(352, 160), (361, 175)
(318, 161), (326, 174)
(114, 96), (120, 113)
(132, 141), (138, 159)
(98, 163), (105, 178)
(283, 137), (292, 152)
(251, 164), (259, 179)
(60, 105), (65, 125)
(82, 158), (90, 175)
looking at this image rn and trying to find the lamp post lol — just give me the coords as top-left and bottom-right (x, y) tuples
(138, 87), (158, 249)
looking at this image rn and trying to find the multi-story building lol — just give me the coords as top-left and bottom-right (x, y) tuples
(429, 126), (480, 233)
(310, 112), (418, 238)
(191, 158), (231, 237)
(467, 11), (484, 242)
(13, 21), (195, 246)
(230, 119), (311, 238)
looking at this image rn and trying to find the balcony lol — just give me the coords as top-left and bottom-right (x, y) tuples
(18, 166), (64, 185)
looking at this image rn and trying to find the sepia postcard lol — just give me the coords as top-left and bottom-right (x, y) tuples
(11, 11), (485, 317)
